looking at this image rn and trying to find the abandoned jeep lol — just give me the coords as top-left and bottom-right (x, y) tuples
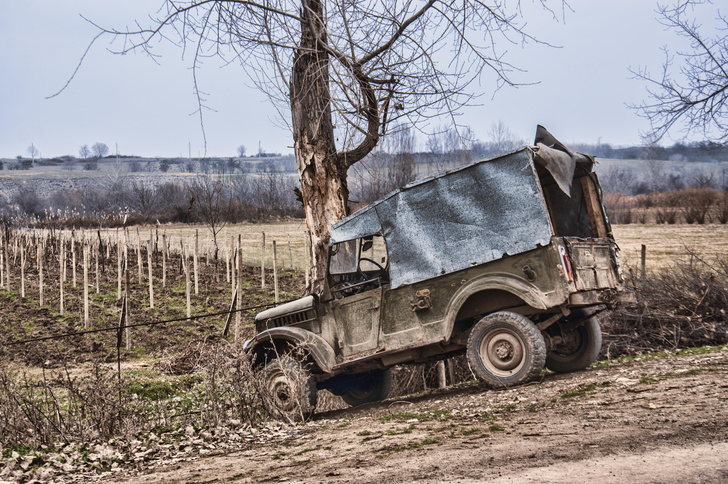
(246, 127), (628, 421)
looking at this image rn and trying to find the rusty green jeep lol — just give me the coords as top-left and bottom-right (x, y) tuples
(246, 127), (629, 421)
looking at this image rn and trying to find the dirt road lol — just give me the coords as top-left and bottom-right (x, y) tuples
(110, 349), (728, 484)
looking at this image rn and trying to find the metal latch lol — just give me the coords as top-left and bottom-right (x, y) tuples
(410, 289), (432, 312)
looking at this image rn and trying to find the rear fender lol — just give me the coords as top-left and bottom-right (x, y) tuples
(443, 273), (554, 339)
(246, 326), (335, 374)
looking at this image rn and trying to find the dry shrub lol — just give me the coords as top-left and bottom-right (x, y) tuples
(0, 342), (264, 450)
(603, 252), (728, 357)
(674, 188), (720, 224)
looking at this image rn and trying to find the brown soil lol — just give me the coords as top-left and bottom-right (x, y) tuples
(103, 348), (728, 484)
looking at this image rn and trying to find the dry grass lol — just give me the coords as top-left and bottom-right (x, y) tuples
(612, 224), (728, 272)
(104, 220), (728, 275)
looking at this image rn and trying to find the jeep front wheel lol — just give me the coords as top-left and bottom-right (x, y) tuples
(341, 369), (393, 406)
(259, 356), (318, 422)
(466, 311), (546, 388)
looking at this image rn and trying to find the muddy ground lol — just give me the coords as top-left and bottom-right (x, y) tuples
(82, 348), (728, 484)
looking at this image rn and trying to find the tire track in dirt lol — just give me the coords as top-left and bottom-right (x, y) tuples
(106, 349), (728, 483)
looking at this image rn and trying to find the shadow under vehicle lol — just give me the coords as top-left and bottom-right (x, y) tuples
(245, 127), (630, 421)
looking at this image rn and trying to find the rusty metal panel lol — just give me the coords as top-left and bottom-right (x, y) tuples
(331, 149), (554, 289)
(567, 240), (618, 291)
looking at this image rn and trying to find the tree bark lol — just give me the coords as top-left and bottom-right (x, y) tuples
(291, 0), (349, 292)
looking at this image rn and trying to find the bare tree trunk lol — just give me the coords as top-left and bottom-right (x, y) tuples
(291, 0), (349, 293)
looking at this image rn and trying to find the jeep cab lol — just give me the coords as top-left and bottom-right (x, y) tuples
(247, 127), (628, 421)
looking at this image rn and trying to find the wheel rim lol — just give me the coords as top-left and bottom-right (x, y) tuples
(480, 328), (526, 377)
(267, 370), (298, 412)
(550, 327), (585, 361)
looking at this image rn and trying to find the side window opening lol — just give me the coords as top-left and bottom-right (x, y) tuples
(329, 235), (389, 298)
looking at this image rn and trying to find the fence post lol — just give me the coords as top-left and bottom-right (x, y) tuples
(162, 233), (167, 289)
(38, 242), (44, 306)
(148, 240), (154, 309)
(71, 230), (77, 289)
(83, 242), (89, 329)
(125, 261), (131, 350)
(273, 240), (279, 304)
(194, 229), (199, 295)
(60, 238), (65, 316)
(20, 241), (25, 298)
(261, 231), (266, 289)
(136, 228), (143, 285)
(236, 246), (243, 340)
(641, 244), (647, 281)
(117, 228), (122, 299)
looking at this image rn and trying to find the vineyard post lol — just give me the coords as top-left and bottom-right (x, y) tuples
(0, 231), (4, 289)
(20, 241), (25, 298)
(236, 246), (242, 341)
(162, 233), (167, 289)
(60, 238), (65, 316)
(71, 230), (77, 288)
(83, 241), (89, 329)
(273, 240), (279, 303)
(38, 241), (43, 306)
(95, 239), (100, 294)
(117, 229), (122, 299)
(288, 234), (293, 270)
(136, 228), (143, 285)
(125, 255), (131, 350)
(148, 240), (154, 309)
(183, 245), (191, 319)
(261, 231), (266, 289)
(194, 229), (199, 295)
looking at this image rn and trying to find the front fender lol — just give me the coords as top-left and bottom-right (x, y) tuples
(247, 326), (336, 374)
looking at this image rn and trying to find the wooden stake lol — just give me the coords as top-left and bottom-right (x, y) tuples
(38, 242), (43, 306)
(136, 228), (143, 285)
(162, 233), (167, 289)
(148, 240), (154, 309)
(288, 234), (294, 270)
(125, 258), (131, 350)
(20, 242), (25, 298)
(261, 231), (266, 289)
(60, 240), (65, 316)
(273, 240), (279, 303)
(194, 229), (199, 295)
(117, 229), (122, 300)
(71, 231), (77, 288)
(183, 246), (191, 319)
(83, 242), (89, 328)
(95, 240), (99, 294)
(236, 246), (242, 340)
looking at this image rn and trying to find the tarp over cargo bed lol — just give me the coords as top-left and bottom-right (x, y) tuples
(330, 148), (556, 289)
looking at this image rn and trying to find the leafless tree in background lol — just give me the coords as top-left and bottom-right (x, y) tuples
(190, 174), (233, 258)
(488, 120), (523, 155)
(237, 145), (247, 158)
(83, 0), (565, 289)
(79, 145), (91, 158)
(26, 144), (39, 162)
(631, 0), (728, 143)
(91, 142), (110, 160)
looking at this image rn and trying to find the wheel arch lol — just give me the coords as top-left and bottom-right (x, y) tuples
(247, 327), (336, 374)
(443, 273), (550, 341)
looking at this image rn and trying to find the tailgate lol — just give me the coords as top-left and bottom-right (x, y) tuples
(565, 238), (619, 291)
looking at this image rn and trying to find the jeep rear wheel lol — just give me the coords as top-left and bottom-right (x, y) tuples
(545, 311), (602, 373)
(341, 369), (393, 407)
(466, 311), (546, 388)
(260, 356), (318, 422)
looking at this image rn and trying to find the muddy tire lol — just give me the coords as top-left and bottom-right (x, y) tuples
(545, 311), (602, 373)
(260, 356), (318, 422)
(341, 369), (393, 407)
(466, 311), (546, 388)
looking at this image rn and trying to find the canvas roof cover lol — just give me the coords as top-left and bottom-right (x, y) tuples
(330, 148), (554, 289)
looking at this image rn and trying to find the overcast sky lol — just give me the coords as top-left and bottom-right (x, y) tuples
(0, 1), (715, 159)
